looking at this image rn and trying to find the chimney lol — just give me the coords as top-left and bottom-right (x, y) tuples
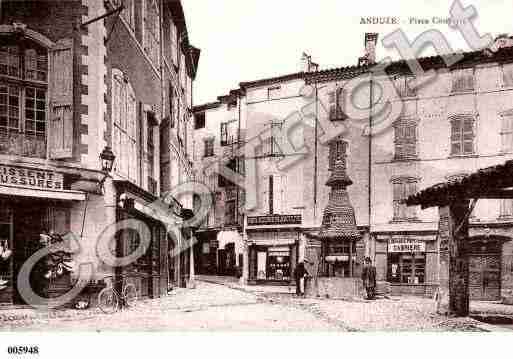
(300, 52), (318, 73)
(364, 33), (378, 64)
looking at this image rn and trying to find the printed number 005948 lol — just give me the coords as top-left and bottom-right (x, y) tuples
(7, 346), (39, 355)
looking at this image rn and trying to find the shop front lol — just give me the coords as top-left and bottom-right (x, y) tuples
(375, 234), (439, 297)
(0, 164), (86, 305)
(247, 229), (300, 285)
(114, 180), (169, 299)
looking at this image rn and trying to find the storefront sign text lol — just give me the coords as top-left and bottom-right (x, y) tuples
(389, 238), (426, 253)
(0, 165), (63, 190)
(247, 214), (301, 226)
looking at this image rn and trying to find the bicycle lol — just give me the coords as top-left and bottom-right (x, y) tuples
(97, 275), (138, 314)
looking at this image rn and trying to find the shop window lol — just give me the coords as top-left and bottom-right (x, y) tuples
(328, 87), (347, 121)
(0, 41), (50, 158)
(387, 252), (426, 284)
(450, 114), (475, 156)
(144, 0), (161, 67)
(394, 119), (417, 160)
(204, 138), (214, 157)
(328, 137), (347, 170)
(451, 68), (474, 93)
(500, 112), (513, 152)
(392, 177), (419, 221)
(112, 70), (139, 184)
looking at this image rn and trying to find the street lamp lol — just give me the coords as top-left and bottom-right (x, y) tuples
(98, 146), (116, 191)
(100, 146), (116, 173)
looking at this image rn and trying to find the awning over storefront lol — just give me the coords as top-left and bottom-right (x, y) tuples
(0, 183), (86, 201)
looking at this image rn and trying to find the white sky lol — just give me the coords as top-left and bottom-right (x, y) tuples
(182, 0), (513, 105)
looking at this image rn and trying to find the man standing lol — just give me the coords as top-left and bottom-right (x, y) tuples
(361, 257), (376, 300)
(294, 260), (309, 296)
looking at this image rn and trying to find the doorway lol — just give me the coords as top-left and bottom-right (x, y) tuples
(469, 254), (501, 301)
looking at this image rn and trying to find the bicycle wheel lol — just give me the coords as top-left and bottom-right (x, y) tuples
(123, 283), (138, 308)
(97, 288), (119, 314)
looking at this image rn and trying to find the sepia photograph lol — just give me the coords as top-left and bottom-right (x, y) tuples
(1, 0), (513, 357)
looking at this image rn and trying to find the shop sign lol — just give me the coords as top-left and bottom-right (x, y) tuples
(0, 164), (63, 190)
(389, 238), (425, 253)
(247, 214), (301, 226)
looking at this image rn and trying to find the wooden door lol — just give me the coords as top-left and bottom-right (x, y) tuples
(469, 254), (501, 301)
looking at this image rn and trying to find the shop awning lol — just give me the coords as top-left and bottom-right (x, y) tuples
(0, 183), (86, 201)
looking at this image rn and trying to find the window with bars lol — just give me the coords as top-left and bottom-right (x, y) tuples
(112, 70), (139, 184)
(328, 138), (347, 170)
(394, 119), (417, 160)
(204, 138), (214, 157)
(0, 42), (48, 158)
(328, 88), (347, 121)
(450, 115), (475, 156)
(144, 0), (160, 67)
(394, 75), (417, 98)
(500, 112), (513, 153)
(451, 68), (474, 93)
(392, 178), (418, 221)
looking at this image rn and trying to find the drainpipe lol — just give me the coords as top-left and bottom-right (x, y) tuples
(368, 71), (373, 261)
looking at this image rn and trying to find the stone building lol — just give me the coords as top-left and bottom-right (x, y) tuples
(0, 0), (199, 305)
(194, 33), (513, 301)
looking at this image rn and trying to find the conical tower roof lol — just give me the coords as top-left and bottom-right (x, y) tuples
(317, 159), (360, 241)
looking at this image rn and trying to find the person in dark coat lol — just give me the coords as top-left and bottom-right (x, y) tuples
(361, 257), (377, 300)
(293, 261), (309, 296)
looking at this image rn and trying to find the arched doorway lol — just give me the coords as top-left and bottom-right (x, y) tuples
(467, 236), (509, 301)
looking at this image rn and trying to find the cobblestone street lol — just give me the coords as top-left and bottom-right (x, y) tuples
(1, 280), (509, 332)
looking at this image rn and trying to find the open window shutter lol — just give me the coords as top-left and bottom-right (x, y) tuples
(49, 39), (74, 159)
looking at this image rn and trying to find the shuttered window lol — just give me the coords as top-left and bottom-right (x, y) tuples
(451, 68), (474, 93)
(502, 63), (513, 88)
(450, 115), (475, 156)
(500, 113), (513, 152)
(112, 70), (139, 184)
(328, 87), (347, 121)
(204, 138), (214, 157)
(392, 178), (418, 221)
(394, 119), (417, 160)
(144, 0), (161, 67)
(113, 0), (135, 30)
(500, 199), (513, 218)
(394, 75), (416, 98)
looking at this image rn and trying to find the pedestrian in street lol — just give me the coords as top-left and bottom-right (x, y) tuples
(361, 257), (376, 300)
(294, 260), (309, 297)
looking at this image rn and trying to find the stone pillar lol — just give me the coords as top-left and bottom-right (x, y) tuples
(187, 234), (196, 289)
(439, 201), (470, 317)
(240, 241), (249, 285)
